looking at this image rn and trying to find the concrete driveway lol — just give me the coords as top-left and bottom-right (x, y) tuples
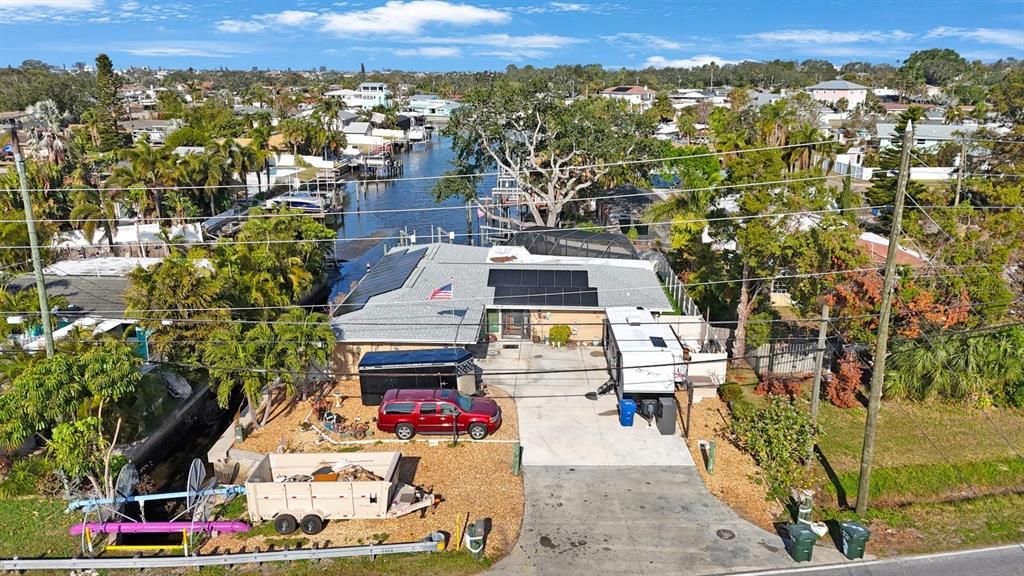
(480, 343), (692, 467)
(489, 466), (847, 575)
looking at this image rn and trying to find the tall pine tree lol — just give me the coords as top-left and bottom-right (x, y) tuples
(93, 53), (126, 152)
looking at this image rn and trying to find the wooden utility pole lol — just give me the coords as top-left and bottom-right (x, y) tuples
(808, 303), (830, 466)
(856, 120), (915, 515)
(5, 121), (55, 357)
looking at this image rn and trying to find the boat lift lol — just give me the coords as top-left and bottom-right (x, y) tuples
(66, 459), (249, 557)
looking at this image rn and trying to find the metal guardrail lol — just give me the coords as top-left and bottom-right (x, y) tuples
(0, 532), (446, 571)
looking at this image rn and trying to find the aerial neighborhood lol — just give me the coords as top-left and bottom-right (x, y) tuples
(0, 2), (1022, 575)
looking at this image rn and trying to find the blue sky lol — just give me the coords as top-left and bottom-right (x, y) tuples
(1, 0), (1022, 71)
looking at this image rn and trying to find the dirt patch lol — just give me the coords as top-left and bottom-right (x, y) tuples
(678, 392), (784, 531)
(213, 381), (523, 559)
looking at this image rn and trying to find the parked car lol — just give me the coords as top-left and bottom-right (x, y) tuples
(377, 388), (501, 440)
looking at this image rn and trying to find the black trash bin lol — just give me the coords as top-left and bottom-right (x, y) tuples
(787, 523), (816, 562)
(839, 521), (870, 559)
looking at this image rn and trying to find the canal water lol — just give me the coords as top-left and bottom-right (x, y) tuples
(329, 137), (495, 302)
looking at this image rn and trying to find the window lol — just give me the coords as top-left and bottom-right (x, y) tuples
(383, 402), (416, 414)
(440, 403), (459, 416)
(419, 402), (437, 415)
(455, 393), (474, 412)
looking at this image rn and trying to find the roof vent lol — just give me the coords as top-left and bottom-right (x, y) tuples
(626, 314), (644, 326)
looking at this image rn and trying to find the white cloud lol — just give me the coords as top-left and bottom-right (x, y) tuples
(216, 10), (319, 33)
(394, 46), (461, 57)
(118, 42), (252, 58)
(549, 2), (589, 11)
(742, 29), (914, 44)
(602, 32), (688, 50)
(644, 54), (739, 69)
(321, 1), (509, 35)
(925, 27), (1024, 49)
(414, 33), (584, 59)
(216, 19), (267, 33)
(1, 0), (98, 7)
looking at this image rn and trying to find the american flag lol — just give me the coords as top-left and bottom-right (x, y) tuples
(428, 282), (453, 301)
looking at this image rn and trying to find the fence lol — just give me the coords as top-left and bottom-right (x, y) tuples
(639, 250), (700, 317)
(747, 339), (831, 377)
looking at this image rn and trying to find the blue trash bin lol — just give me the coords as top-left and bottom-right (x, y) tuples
(618, 399), (637, 427)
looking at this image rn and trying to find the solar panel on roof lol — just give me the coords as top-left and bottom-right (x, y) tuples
(336, 248), (425, 314)
(492, 286), (598, 307)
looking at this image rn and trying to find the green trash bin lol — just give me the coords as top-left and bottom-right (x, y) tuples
(787, 523), (816, 562)
(839, 521), (870, 559)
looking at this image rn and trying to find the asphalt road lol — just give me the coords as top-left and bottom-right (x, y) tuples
(721, 543), (1024, 576)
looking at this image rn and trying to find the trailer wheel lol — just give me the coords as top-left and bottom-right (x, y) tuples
(274, 514), (298, 535)
(300, 514), (324, 535)
(468, 423), (488, 440)
(395, 423), (415, 440)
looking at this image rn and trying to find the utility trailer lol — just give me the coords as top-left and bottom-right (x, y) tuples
(244, 452), (434, 535)
(358, 348), (479, 405)
(604, 307), (684, 435)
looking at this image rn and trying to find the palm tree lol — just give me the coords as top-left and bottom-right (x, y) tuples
(278, 118), (307, 156)
(109, 138), (176, 221)
(944, 105), (965, 125)
(756, 100), (797, 147)
(970, 101), (990, 123)
(234, 144), (265, 198)
(274, 308), (335, 399)
(784, 123), (822, 172)
(70, 188), (119, 246)
(716, 131), (747, 165)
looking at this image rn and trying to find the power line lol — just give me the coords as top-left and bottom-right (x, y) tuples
(7, 140), (842, 194)
(0, 262), (988, 318)
(0, 171), (839, 223)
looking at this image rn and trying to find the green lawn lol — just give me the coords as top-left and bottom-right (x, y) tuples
(828, 457), (1024, 504)
(816, 401), (1024, 471)
(0, 498), (78, 559)
(819, 493), (1024, 557)
(195, 550), (488, 576)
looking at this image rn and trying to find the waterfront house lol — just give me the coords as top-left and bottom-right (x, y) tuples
(324, 82), (392, 110)
(330, 242), (673, 370)
(806, 79), (868, 108)
(407, 94), (461, 118)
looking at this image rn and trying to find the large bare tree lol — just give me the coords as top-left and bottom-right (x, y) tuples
(435, 79), (656, 228)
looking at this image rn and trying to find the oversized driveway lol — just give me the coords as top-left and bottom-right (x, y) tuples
(480, 342), (846, 574)
(481, 343), (692, 466)
(489, 466), (846, 575)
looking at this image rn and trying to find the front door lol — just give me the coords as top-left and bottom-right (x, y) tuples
(501, 310), (529, 339)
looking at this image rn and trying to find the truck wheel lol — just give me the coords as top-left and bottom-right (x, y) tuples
(300, 514), (324, 535)
(468, 423), (488, 440)
(395, 423), (415, 440)
(274, 514), (298, 535)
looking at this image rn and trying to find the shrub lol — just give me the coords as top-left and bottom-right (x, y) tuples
(732, 397), (818, 502)
(827, 353), (862, 408)
(549, 325), (571, 346)
(755, 375), (804, 398)
(729, 397), (756, 421)
(719, 382), (744, 403)
(0, 455), (56, 498)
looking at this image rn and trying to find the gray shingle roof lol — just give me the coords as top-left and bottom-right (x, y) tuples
(807, 80), (868, 91)
(7, 275), (129, 314)
(331, 243), (672, 344)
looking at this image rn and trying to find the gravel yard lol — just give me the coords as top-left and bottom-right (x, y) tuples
(207, 380), (523, 558)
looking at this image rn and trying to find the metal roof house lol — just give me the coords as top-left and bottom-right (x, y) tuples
(806, 79), (868, 107)
(330, 243), (672, 370)
(506, 228), (640, 260)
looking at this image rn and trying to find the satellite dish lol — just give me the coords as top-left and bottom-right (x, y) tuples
(185, 458), (206, 510)
(109, 463), (138, 519)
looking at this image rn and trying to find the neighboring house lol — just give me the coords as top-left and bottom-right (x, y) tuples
(876, 122), (965, 149)
(3, 257), (165, 356)
(599, 85), (657, 112)
(341, 121), (373, 136)
(53, 223), (204, 258)
(669, 88), (730, 109)
(749, 90), (786, 108)
(330, 242), (673, 370)
(857, 232), (928, 266)
(806, 80), (868, 107)
(406, 94), (461, 118)
(119, 118), (181, 145)
(324, 82), (392, 109)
